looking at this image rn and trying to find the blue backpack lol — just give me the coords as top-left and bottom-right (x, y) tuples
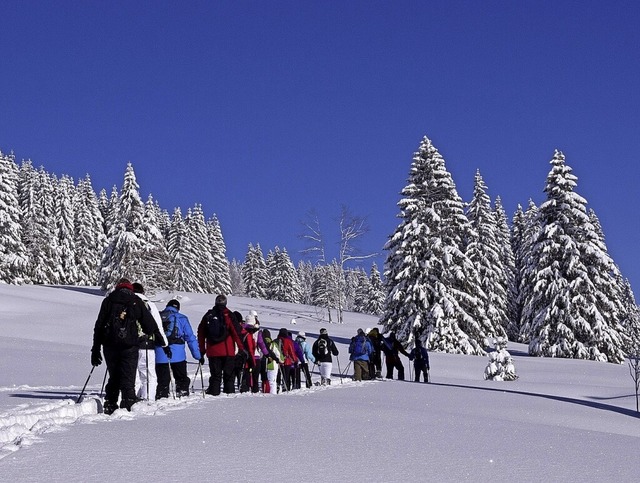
(350, 335), (367, 357)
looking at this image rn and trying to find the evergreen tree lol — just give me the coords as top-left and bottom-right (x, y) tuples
(207, 214), (232, 295)
(167, 207), (192, 292)
(465, 171), (508, 339)
(266, 247), (301, 303)
(380, 136), (489, 355)
(494, 196), (518, 338)
(55, 175), (78, 284)
(0, 151), (28, 283)
(366, 262), (385, 315)
(352, 267), (372, 313)
(242, 243), (268, 299)
(74, 175), (107, 285)
(136, 194), (172, 291)
(297, 260), (314, 305)
(229, 259), (245, 295)
(185, 205), (215, 292)
(98, 163), (146, 290)
(522, 151), (627, 363)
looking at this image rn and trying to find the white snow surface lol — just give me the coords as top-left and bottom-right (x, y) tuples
(0, 284), (639, 482)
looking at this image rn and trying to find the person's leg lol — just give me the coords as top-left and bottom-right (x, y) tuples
(120, 347), (140, 410)
(155, 363), (171, 399)
(222, 356), (237, 394)
(172, 360), (190, 396)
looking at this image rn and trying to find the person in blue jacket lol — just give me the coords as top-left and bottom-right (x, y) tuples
(155, 299), (201, 399)
(349, 328), (374, 381)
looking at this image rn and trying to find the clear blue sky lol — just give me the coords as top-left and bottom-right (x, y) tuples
(1, 1), (638, 297)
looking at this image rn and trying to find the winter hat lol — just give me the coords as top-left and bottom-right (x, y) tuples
(357, 328), (364, 335)
(215, 294), (227, 307)
(167, 299), (180, 310)
(250, 310), (258, 317)
(262, 328), (272, 340)
(297, 331), (306, 339)
(132, 282), (145, 294)
(116, 278), (133, 291)
(245, 313), (256, 325)
(320, 328), (328, 335)
(278, 328), (288, 338)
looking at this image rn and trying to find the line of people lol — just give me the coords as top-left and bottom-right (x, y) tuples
(91, 279), (430, 415)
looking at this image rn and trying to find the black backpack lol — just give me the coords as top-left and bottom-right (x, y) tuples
(160, 309), (183, 344)
(317, 338), (329, 357)
(204, 309), (228, 343)
(104, 300), (138, 348)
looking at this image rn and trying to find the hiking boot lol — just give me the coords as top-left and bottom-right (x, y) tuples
(176, 389), (189, 398)
(103, 401), (118, 415)
(326, 378), (331, 385)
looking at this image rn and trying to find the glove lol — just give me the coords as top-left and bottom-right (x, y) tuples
(199, 356), (205, 365)
(91, 348), (102, 367)
(163, 346), (172, 359)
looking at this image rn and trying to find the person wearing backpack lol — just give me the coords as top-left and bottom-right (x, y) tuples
(408, 338), (430, 383)
(366, 327), (384, 379)
(197, 294), (246, 396)
(91, 278), (163, 414)
(348, 328), (373, 381)
(382, 332), (410, 380)
(262, 328), (283, 394)
(276, 328), (299, 392)
(237, 318), (257, 393)
(312, 328), (339, 385)
(132, 282), (169, 401)
(155, 299), (201, 399)
(295, 331), (315, 388)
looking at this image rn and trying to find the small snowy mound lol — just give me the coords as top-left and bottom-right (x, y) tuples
(484, 337), (518, 381)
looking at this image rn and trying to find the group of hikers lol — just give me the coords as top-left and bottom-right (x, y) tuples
(90, 278), (430, 415)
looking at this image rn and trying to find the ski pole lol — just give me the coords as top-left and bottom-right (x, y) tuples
(145, 347), (149, 400)
(76, 366), (96, 403)
(100, 368), (108, 398)
(341, 360), (352, 377)
(336, 358), (343, 384)
(199, 362), (205, 397)
(192, 363), (201, 392)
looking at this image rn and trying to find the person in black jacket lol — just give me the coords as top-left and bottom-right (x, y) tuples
(311, 328), (339, 385)
(381, 332), (410, 380)
(91, 278), (164, 414)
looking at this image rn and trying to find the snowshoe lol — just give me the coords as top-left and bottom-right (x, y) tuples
(103, 401), (118, 415)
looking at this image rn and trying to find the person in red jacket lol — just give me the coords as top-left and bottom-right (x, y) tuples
(276, 328), (299, 392)
(238, 321), (257, 393)
(197, 294), (246, 396)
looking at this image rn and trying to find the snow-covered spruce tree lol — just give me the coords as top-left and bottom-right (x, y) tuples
(381, 136), (490, 355)
(465, 171), (508, 340)
(242, 243), (268, 299)
(351, 267), (372, 314)
(206, 214), (231, 295)
(522, 151), (627, 363)
(0, 151), (28, 283)
(512, 200), (540, 342)
(494, 196), (518, 338)
(167, 208), (193, 291)
(98, 163), (147, 291)
(74, 175), (107, 285)
(185, 205), (216, 293)
(366, 262), (386, 316)
(135, 194), (172, 292)
(311, 263), (334, 322)
(55, 175), (79, 284)
(484, 337), (518, 381)
(266, 246), (301, 303)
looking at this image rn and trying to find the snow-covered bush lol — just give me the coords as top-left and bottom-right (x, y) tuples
(484, 337), (518, 381)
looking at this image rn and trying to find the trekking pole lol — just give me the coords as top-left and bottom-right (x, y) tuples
(336, 358), (343, 384)
(76, 366), (96, 403)
(192, 363), (201, 392)
(100, 368), (108, 398)
(145, 347), (150, 400)
(199, 362), (206, 397)
(167, 362), (176, 399)
(341, 360), (352, 377)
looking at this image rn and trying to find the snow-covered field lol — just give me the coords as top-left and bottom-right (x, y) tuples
(1, 284), (639, 482)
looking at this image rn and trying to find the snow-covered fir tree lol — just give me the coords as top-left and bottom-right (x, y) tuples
(167, 207), (193, 292)
(465, 171), (508, 340)
(366, 262), (385, 315)
(206, 214), (231, 295)
(0, 151), (28, 283)
(380, 136), (490, 355)
(98, 163), (147, 290)
(493, 196), (518, 338)
(266, 247), (301, 303)
(74, 175), (107, 285)
(351, 267), (372, 314)
(55, 175), (79, 284)
(135, 194), (172, 291)
(242, 243), (268, 299)
(521, 151), (627, 363)
(185, 205), (216, 293)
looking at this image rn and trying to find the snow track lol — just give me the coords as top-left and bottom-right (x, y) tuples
(0, 378), (366, 461)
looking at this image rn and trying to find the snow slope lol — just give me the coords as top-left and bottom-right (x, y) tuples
(1, 285), (639, 482)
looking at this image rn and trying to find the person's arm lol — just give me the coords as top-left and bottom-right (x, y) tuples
(182, 316), (201, 360)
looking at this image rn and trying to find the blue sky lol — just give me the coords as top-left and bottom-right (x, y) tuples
(1, 1), (638, 297)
